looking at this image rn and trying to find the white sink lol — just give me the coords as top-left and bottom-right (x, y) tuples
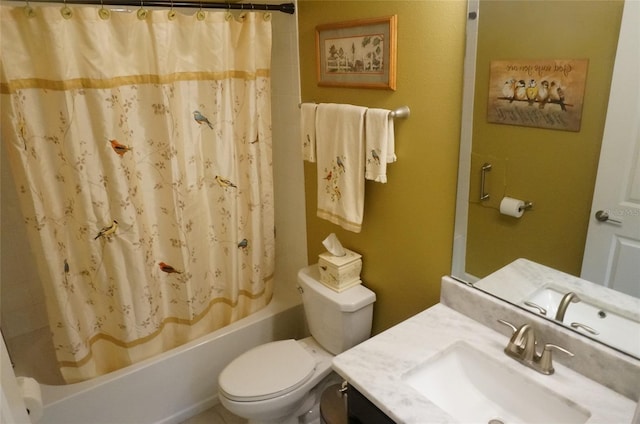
(525, 287), (640, 357)
(402, 341), (591, 424)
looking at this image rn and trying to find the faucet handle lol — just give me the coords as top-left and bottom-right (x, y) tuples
(497, 319), (518, 334)
(537, 343), (574, 375)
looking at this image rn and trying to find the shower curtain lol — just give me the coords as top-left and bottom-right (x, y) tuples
(0, 5), (274, 383)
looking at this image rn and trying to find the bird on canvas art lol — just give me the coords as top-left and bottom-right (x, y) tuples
(536, 80), (550, 109)
(549, 81), (567, 111)
(526, 80), (538, 105)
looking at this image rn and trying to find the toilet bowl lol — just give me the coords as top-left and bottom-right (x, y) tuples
(218, 264), (376, 424)
(219, 337), (340, 424)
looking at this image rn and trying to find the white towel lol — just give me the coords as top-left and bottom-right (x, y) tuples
(300, 103), (317, 162)
(315, 103), (367, 233)
(364, 108), (396, 183)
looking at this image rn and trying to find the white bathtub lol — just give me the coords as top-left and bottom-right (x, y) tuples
(39, 284), (306, 424)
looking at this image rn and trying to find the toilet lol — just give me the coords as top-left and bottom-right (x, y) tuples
(218, 264), (376, 424)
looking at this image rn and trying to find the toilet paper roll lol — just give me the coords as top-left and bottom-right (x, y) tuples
(16, 377), (43, 423)
(500, 197), (525, 218)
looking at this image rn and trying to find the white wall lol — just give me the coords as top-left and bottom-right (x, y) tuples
(270, 2), (308, 288)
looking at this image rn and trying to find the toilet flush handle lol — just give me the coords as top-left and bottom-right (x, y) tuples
(339, 381), (348, 396)
(297, 286), (304, 294)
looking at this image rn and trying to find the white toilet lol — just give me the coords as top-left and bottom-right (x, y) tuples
(218, 264), (376, 424)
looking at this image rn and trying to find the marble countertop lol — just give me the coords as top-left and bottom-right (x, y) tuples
(332, 303), (636, 424)
(474, 258), (640, 322)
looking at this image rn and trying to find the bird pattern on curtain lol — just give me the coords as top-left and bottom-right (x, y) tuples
(0, 6), (274, 382)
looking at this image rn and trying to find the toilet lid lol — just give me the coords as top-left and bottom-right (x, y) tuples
(218, 339), (316, 402)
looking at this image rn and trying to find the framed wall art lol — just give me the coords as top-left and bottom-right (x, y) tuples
(487, 59), (589, 132)
(315, 16), (397, 90)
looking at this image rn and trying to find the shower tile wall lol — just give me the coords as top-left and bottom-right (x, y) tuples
(271, 6), (307, 284)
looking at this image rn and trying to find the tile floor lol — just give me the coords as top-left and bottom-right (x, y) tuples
(179, 403), (247, 424)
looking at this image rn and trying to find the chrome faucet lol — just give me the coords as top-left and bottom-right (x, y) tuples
(555, 292), (581, 322)
(498, 319), (574, 375)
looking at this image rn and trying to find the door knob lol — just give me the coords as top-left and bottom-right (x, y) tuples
(595, 210), (622, 224)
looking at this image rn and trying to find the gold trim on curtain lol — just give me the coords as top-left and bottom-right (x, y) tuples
(0, 70), (271, 93)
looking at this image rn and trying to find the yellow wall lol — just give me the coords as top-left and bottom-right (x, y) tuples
(298, 0), (467, 333)
(466, 0), (623, 278)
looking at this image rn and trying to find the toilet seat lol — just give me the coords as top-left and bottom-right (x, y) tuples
(219, 339), (316, 402)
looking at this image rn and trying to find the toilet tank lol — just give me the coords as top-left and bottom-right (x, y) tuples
(297, 264), (376, 355)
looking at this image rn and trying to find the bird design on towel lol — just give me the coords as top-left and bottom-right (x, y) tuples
(215, 175), (237, 189)
(370, 149), (381, 165)
(323, 156), (347, 202)
(159, 262), (182, 274)
(94, 220), (118, 240)
(193, 110), (213, 129)
(109, 139), (133, 157)
(237, 238), (248, 250)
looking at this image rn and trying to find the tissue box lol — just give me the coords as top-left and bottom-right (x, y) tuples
(318, 248), (362, 292)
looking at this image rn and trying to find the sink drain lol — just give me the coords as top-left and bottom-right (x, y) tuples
(488, 419), (505, 424)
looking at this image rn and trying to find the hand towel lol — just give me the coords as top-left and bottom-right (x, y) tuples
(315, 103), (367, 233)
(364, 108), (396, 183)
(300, 103), (317, 162)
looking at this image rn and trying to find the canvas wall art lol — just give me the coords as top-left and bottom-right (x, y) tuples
(487, 59), (589, 132)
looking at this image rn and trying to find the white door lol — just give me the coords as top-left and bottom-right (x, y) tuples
(581, 0), (640, 298)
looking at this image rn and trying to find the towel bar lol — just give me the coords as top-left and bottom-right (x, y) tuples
(389, 106), (410, 119)
(298, 103), (410, 120)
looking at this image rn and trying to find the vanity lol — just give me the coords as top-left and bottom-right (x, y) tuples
(331, 272), (639, 423)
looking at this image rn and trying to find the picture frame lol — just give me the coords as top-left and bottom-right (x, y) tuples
(486, 59), (589, 132)
(315, 16), (397, 90)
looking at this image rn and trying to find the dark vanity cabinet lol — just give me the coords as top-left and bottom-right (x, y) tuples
(347, 384), (396, 424)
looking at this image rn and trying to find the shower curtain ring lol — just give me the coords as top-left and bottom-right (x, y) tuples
(225, 2), (233, 21)
(168, 0), (176, 20)
(238, 2), (247, 20)
(98, 0), (111, 19)
(60, 0), (73, 19)
(196, 1), (205, 21)
(23, 0), (36, 17)
(137, 0), (148, 20)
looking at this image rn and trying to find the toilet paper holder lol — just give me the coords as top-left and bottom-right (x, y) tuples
(519, 201), (534, 212)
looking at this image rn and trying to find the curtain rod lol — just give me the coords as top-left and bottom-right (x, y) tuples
(23, 0), (295, 14)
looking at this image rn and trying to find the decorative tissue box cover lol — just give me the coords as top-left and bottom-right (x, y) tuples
(318, 249), (362, 292)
